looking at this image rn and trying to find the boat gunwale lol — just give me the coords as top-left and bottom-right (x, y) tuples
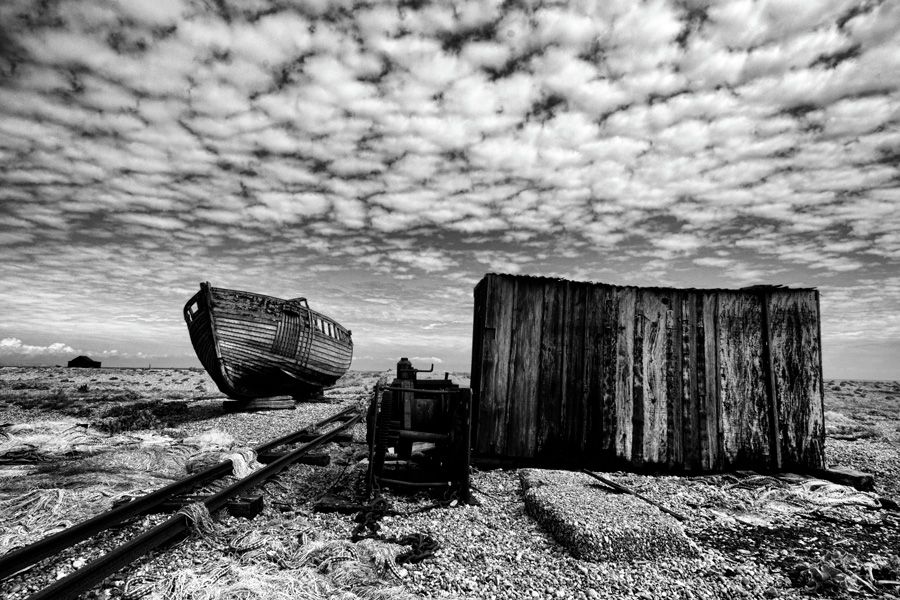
(207, 284), (354, 342)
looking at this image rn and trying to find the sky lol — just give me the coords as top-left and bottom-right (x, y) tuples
(0, 0), (898, 379)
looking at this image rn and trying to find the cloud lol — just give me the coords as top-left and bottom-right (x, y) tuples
(411, 356), (443, 364)
(0, 0), (897, 376)
(0, 337), (74, 356)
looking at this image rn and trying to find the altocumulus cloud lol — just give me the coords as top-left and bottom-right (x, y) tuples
(0, 338), (74, 356)
(0, 0), (898, 376)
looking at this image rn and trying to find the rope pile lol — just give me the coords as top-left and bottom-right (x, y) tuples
(349, 495), (445, 564)
(384, 533), (440, 565)
(177, 502), (216, 536)
(224, 448), (260, 478)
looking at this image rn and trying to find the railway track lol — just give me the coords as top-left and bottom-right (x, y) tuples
(0, 405), (362, 600)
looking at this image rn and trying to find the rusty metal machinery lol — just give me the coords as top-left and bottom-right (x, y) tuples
(366, 358), (471, 500)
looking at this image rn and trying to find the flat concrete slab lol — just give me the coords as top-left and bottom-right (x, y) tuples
(520, 469), (698, 562)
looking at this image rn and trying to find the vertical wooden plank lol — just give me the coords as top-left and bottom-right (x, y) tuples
(469, 278), (486, 448)
(582, 284), (606, 458)
(558, 283), (569, 459)
(631, 291), (645, 466)
(536, 281), (565, 458)
(718, 292), (770, 469)
(615, 288), (635, 462)
(563, 282), (587, 454)
(599, 286), (619, 458)
(815, 290), (826, 467)
(639, 291), (668, 466)
(768, 290), (826, 469)
(684, 293), (702, 472)
(666, 292), (683, 469)
(506, 278), (544, 458)
(477, 275), (516, 456)
(703, 293), (723, 471)
(760, 291), (783, 470)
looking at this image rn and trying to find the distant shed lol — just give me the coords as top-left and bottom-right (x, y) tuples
(469, 273), (825, 473)
(68, 355), (101, 368)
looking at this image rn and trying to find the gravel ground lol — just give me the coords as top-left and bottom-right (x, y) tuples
(0, 369), (383, 600)
(824, 380), (900, 498)
(1, 371), (898, 599)
(55, 464), (891, 600)
(0, 510), (174, 598)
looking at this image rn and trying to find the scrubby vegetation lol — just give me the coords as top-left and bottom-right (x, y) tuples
(94, 401), (189, 434)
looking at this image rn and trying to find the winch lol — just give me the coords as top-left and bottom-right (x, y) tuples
(366, 358), (471, 501)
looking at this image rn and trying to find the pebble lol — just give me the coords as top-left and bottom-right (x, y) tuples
(3, 372), (895, 600)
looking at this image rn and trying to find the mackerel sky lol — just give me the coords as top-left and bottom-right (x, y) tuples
(1, 0), (898, 378)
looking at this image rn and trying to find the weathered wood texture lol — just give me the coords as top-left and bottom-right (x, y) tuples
(472, 275), (515, 456)
(717, 292), (771, 468)
(507, 279), (545, 457)
(185, 284), (352, 401)
(471, 274), (826, 472)
(767, 290), (825, 469)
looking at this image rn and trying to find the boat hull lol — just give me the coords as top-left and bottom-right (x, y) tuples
(184, 283), (353, 400)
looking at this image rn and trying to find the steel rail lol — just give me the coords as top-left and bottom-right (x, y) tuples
(256, 404), (357, 454)
(381, 386), (455, 394)
(0, 404), (359, 581)
(26, 409), (362, 600)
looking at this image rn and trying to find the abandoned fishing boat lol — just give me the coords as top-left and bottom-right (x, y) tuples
(184, 282), (353, 401)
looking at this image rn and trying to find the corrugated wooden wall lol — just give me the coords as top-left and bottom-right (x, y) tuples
(470, 274), (825, 472)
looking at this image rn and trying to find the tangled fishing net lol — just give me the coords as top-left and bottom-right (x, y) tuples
(758, 478), (880, 509)
(0, 487), (137, 553)
(696, 473), (886, 528)
(2, 420), (261, 488)
(182, 431), (236, 453)
(725, 474), (880, 510)
(185, 448), (260, 478)
(0, 421), (263, 554)
(133, 536), (422, 600)
(181, 430), (261, 478)
(224, 449), (259, 478)
(145, 564), (332, 600)
(125, 508), (426, 600)
(0, 419), (200, 480)
(0, 421), (102, 462)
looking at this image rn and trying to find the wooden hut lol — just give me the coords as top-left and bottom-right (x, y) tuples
(68, 355), (101, 368)
(469, 273), (825, 473)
